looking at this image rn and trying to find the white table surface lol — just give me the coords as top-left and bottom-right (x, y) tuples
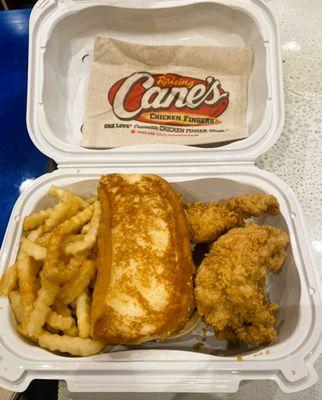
(58, 0), (322, 399)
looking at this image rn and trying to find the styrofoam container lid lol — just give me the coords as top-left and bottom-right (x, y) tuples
(27, 0), (284, 165)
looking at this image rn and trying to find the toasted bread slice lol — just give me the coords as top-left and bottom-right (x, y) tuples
(91, 174), (194, 344)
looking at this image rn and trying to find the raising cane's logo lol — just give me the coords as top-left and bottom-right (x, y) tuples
(108, 72), (229, 126)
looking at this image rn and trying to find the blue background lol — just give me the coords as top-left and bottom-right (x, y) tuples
(0, 9), (47, 243)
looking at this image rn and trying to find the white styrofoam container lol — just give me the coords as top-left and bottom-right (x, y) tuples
(0, 0), (321, 394)
(27, 0), (284, 165)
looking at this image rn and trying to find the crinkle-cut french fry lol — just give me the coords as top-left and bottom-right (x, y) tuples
(49, 185), (89, 209)
(62, 234), (85, 253)
(66, 200), (87, 220)
(44, 324), (60, 334)
(44, 192), (85, 233)
(26, 278), (60, 338)
(59, 260), (95, 304)
(76, 289), (91, 338)
(38, 332), (107, 356)
(46, 310), (74, 331)
(35, 232), (52, 247)
(65, 323), (78, 337)
(61, 252), (89, 283)
(17, 249), (39, 325)
(27, 225), (44, 241)
(85, 195), (97, 204)
(21, 238), (47, 261)
(16, 324), (39, 344)
(43, 207), (93, 282)
(34, 260), (43, 287)
(11, 185), (103, 356)
(23, 208), (53, 231)
(53, 299), (72, 317)
(9, 291), (23, 324)
(0, 263), (18, 296)
(44, 201), (72, 233)
(60, 205), (94, 234)
(43, 235), (70, 282)
(47, 252), (87, 284)
(81, 223), (90, 234)
(52, 300), (78, 335)
(65, 201), (101, 255)
(63, 234), (85, 244)
(52, 301), (77, 336)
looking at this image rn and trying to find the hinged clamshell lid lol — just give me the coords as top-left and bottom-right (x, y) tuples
(27, 0), (284, 166)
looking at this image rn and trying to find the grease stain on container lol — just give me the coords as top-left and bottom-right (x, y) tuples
(193, 342), (205, 351)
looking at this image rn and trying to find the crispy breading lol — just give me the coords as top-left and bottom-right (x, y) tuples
(185, 193), (280, 243)
(195, 223), (289, 346)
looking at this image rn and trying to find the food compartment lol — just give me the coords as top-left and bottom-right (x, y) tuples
(0, 173), (307, 361)
(30, 0), (280, 158)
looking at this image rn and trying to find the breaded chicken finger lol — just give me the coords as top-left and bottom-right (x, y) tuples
(185, 193), (280, 243)
(195, 223), (289, 346)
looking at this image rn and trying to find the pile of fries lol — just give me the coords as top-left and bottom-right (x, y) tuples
(0, 186), (107, 356)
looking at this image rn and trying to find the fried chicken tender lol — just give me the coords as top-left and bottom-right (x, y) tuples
(195, 223), (289, 346)
(185, 193), (280, 243)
